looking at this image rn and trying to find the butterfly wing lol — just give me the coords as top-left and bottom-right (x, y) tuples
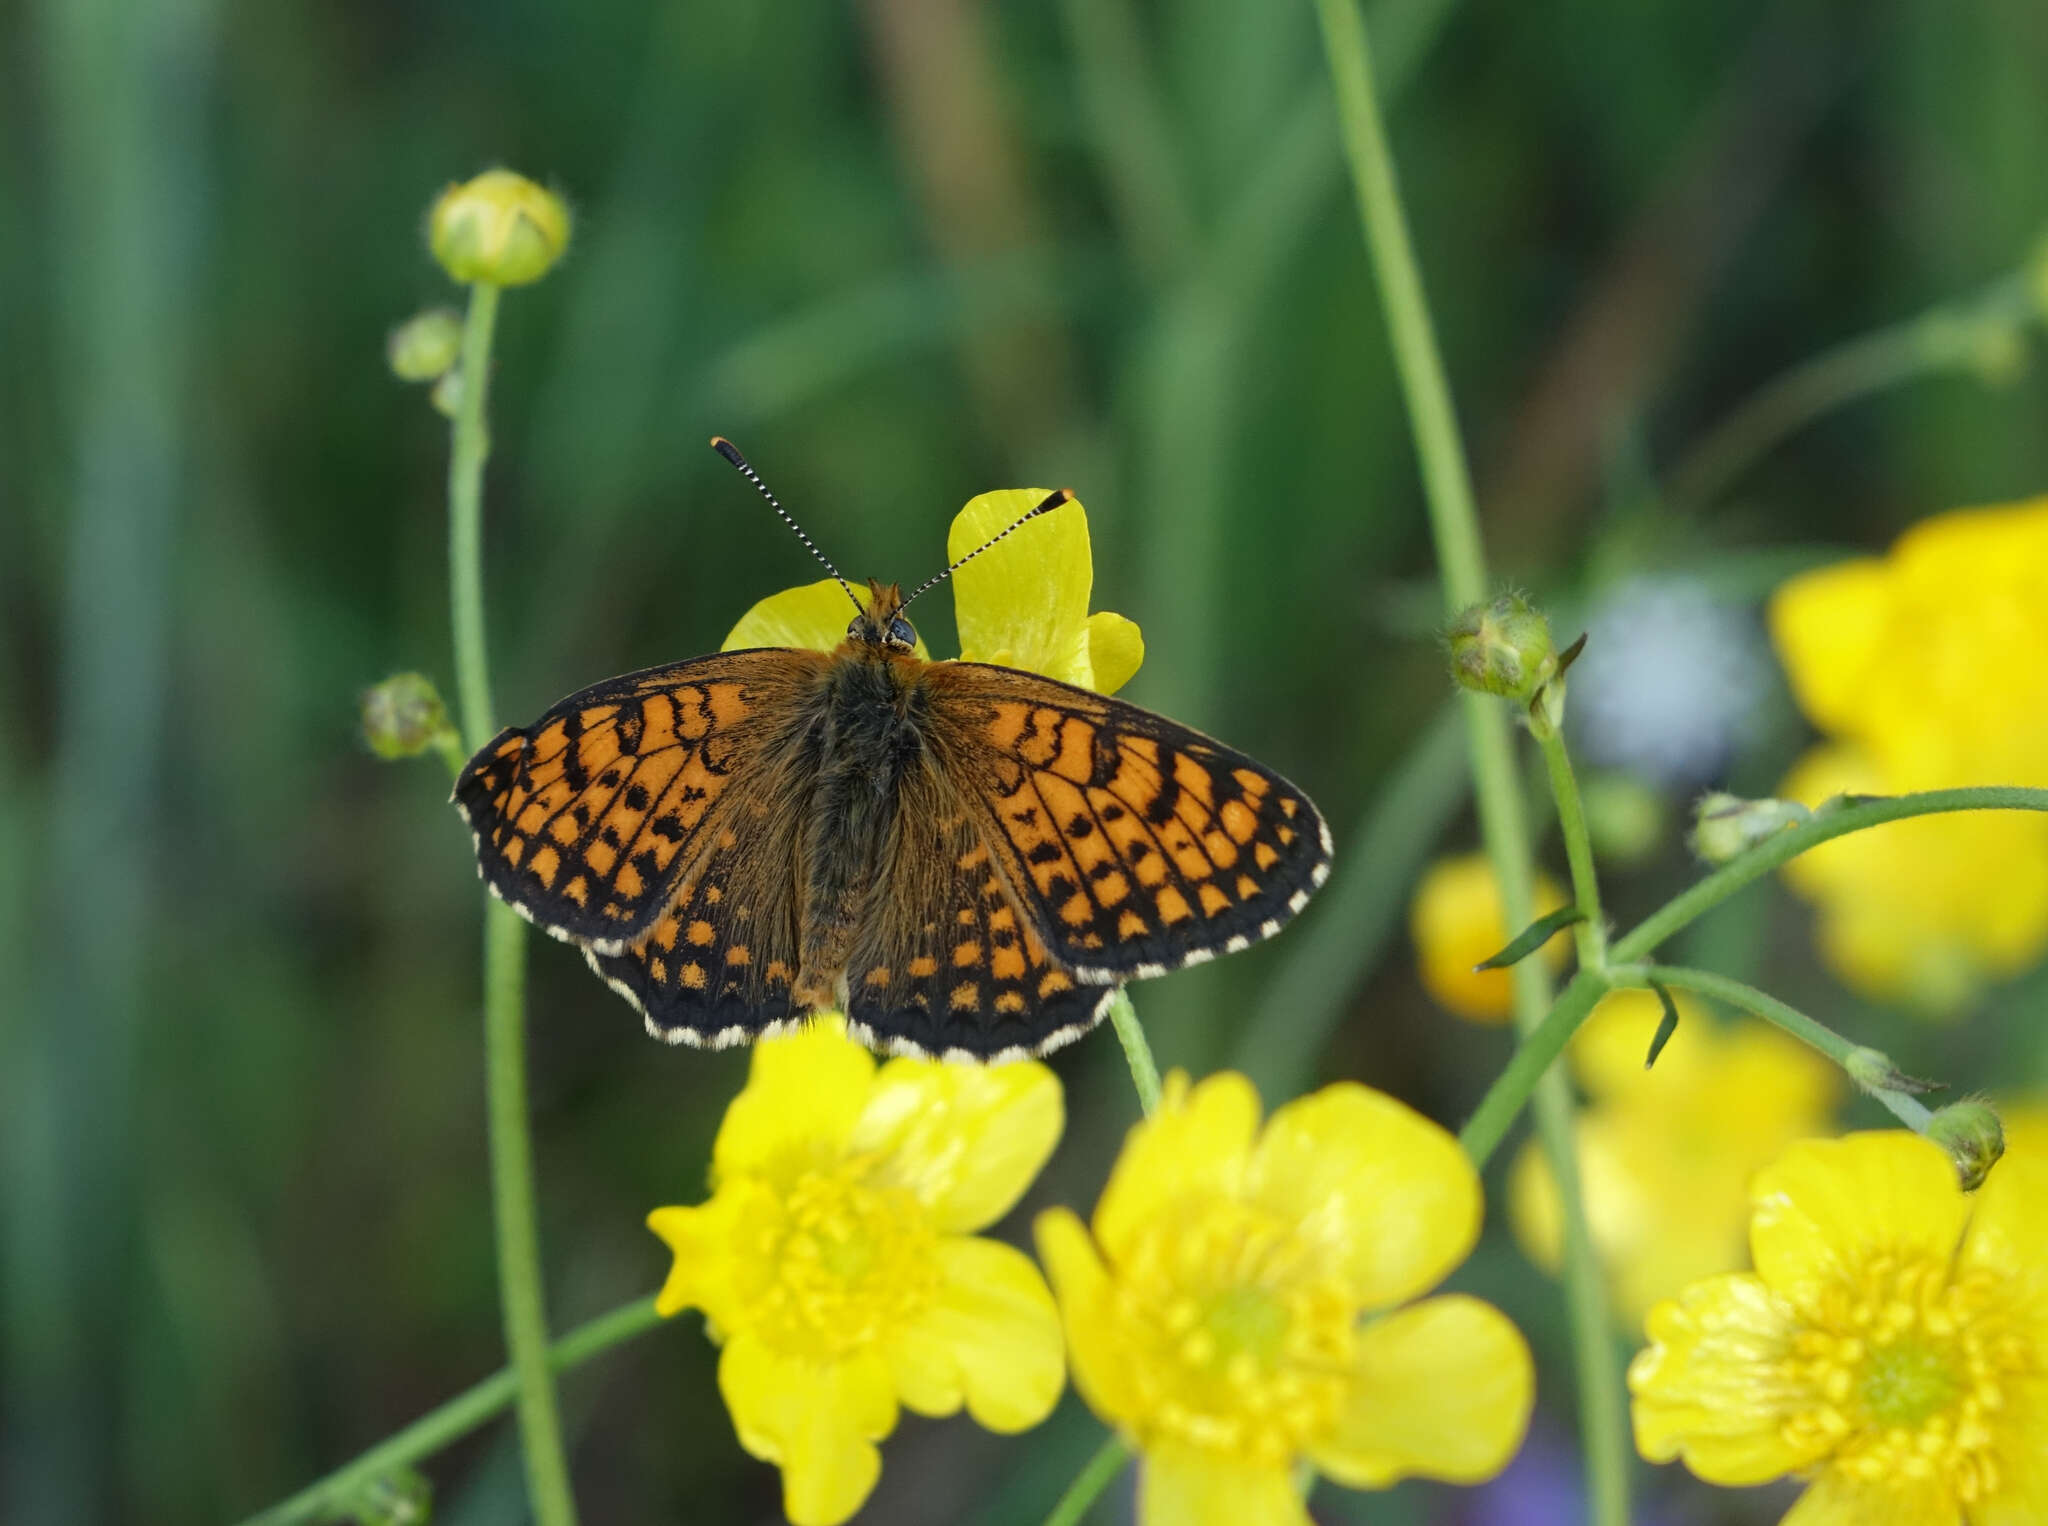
(919, 662), (1332, 980)
(453, 648), (830, 952)
(844, 759), (1116, 1061)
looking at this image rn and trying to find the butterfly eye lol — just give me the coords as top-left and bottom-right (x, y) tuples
(887, 616), (917, 650)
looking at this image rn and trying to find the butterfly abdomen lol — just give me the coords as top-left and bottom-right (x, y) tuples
(792, 651), (932, 1007)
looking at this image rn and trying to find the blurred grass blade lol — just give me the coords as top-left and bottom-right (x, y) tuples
(1233, 700), (1468, 1098)
(1475, 903), (1587, 971)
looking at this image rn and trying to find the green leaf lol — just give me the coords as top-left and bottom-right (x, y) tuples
(1643, 982), (1681, 1070)
(1473, 903), (1586, 971)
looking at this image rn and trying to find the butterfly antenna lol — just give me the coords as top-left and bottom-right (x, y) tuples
(710, 437), (860, 612)
(900, 488), (1075, 610)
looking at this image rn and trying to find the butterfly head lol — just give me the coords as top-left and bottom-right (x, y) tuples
(848, 578), (918, 653)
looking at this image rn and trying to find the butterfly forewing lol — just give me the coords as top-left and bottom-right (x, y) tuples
(843, 769), (1116, 1061)
(452, 648), (830, 950)
(922, 663), (1333, 981)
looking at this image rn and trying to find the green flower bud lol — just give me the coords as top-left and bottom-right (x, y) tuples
(1581, 772), (1665, 867)
(361, 672), (456, 761)
(430, 368), (464, 420)
(1926, 1099), (2004, 1192)
(1688, 791), (1810, 863)
(1446, 594), (1556, 702)
(429, 169), (571, 287)
(386, 307), (464, 382)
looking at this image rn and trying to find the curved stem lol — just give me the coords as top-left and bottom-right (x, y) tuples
(230, 1299), (664, 1526)
(448, 279), (578, 1526)
(1665, 271), (2033, 513)
(1041, 1436), (1132, 1526)
(1108, 989), (1161, 1115)
(1535, 725), (1607, 970)
(1613, 787), (2048, 965)
(1311, 4), (1629, 1521)
(1621, 964), (1933, 1131)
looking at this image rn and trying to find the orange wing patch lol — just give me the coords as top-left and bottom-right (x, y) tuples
(924, 665), (1333, 982)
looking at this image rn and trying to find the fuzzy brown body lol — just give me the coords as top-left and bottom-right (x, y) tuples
(454, 581), (1334, 1061)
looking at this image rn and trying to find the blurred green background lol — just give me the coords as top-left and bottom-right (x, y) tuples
(5, 0), (2047, 1521)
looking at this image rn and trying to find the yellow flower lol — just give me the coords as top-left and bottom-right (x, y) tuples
(722, 489), (1142, 693)
(1409, 853), (1570, 1024)
(1510, 990), (1841, 1326)
(1771, 498), (2048, 1011)
(647, 1019), (1065, 1526)
(1035, 1072), (1533, 1526)
(1630, 1132), (2048, 1523)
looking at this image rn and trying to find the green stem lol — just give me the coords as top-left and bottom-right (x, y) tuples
(1108, 989), (1162, 1115)
(1458, 971), (1610, 1169)
(1621, 964), (1933, 1130)
(1665, 271), (2034, 513)
(1614, 787), (2048, 964)
(447, 278), (578, 1526)
(231, 1299), (665, 1526)
(1535, 724), (1608, 971)
(1041, 1437), (1131, 1526)
(1312, 4), (1629, 1519)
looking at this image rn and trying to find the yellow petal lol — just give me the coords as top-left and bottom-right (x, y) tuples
(1778, 1468), (1954, 1526)
(1768, 556), (1892, 740)
(1246, 1083), (1480, 1309)
(1093, 1071), (1259, 1262)
(1139, 1443), (1306, 1526)
(718, 1334), (897, 1526)
(721, 578), (930, 659)
(1748, 1134), (1970, 1303)
(1084, 610), (1145, 695)
(646, 1182), (760, 1331)
(1310, 1295), (1532, 1488)
(1972, 1373), (2048, 1526)
(851, 1055), (1063, 1234)
(1959, 1150), (2048, 1310)
(714, 1019), (876, 1187)
(886, 1236), (1064, 1431)
(1034, 1206), (1146, 1427)
(950, 489), (1097, 687)
(1627, 1272), (1819, 1483)
(1409, 854), (1570, 1025)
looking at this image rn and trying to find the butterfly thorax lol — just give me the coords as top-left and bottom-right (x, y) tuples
(791, 631), (932, 1009)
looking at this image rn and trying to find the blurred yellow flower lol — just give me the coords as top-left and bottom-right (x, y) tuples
(1035, 1072), (1532, 1526)
(647, 1019), (1065, 1526)
(1771, 498), (2048, 1012)
(723, 489), (1142, 693)
(1409, 853), (1570, 1023)
(1510, 990), (1841, 1326)
(1630, 1133), (2048, 1523)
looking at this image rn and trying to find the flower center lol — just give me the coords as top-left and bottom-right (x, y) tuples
(1779, 1253), (2027, 1505)
(742, 1161), (939, 1358)
(1116, 1198), (1357, 1468)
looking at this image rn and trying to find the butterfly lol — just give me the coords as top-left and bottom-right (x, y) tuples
(453, 441), (1332, 1063)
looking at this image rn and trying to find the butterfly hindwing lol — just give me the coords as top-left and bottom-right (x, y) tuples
(452, 648), (830, 950)
(844, 764), (1115, 1061)
(921, 662), (1333, 980)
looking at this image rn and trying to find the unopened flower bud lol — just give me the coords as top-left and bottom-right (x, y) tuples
(1926, 1100), (2004, 1191)
(386, 307), (464, 382)
(429, 169), (571, 287)
(1446, 594), (1555, 702)
(1688, 792), (1810, 863)
(362, 672), (455, 761)
(430, 368), (464, 419)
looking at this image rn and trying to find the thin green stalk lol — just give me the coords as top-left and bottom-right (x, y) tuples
(1109, 990), (1162, 1115)
(1535, 725), (1608, 970)
(447, 279), (578, 1526)
(1614, 787), (2048, 964)
(1457, 971), (1610, 1169)
(232, 1299), (665, 1526)
(1622, 965), (1933, 1131)
(1666, 271), (2034, 513)
(1041, 1436), (1131, 1526)
(1312, 4), (1630, 1520)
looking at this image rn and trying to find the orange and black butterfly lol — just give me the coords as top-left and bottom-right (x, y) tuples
(453, 441), (1331, 1062)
